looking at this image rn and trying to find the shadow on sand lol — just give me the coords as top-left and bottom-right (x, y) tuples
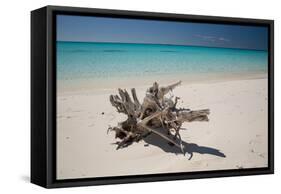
(143, 132), (226, 160)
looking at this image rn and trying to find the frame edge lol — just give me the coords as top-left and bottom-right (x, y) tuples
(31, 6), (48, 188)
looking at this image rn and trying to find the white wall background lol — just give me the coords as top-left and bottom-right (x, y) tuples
(0, 0), (279, 193)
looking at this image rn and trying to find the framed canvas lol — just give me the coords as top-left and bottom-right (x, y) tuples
(31, 5), (274, 188)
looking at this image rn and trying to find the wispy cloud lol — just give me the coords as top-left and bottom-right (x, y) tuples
(218, 37), (230, 42)
(195, 35), (230, 42)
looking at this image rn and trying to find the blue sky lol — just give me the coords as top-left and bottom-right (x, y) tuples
(57, 15), (268, 50)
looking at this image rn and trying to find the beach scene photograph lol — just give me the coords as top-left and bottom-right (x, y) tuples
(56, 15), (268, 180)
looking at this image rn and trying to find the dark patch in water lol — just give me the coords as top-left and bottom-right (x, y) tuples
(103, 49), (126, 52)
(160, 50), (178, 53)
(65, 49), (91, 53)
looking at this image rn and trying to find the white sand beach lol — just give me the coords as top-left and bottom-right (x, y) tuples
(56, 76), (268, 179)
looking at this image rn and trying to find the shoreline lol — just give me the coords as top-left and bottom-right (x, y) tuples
(57, 72), (267, 95)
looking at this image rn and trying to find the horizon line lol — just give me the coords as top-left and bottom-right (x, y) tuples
(56, 40), (268, 51)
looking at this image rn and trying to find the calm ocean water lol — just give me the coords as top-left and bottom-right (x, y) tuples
(57, 41), (268, 83)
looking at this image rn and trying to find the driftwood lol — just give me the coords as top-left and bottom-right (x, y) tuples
(108, 81), (210, 155)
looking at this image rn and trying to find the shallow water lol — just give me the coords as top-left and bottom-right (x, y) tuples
(57, 41), (268, 90)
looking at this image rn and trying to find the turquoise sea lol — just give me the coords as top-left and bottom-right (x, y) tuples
(57, 41), (268, 88)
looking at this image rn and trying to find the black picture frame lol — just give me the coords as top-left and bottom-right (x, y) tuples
(31, 5), (274, 188)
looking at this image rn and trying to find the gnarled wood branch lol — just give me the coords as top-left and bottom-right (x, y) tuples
(108, 81), (210, 154)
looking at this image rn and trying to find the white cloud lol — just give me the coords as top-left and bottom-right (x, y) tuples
(195, 35), (230, 42)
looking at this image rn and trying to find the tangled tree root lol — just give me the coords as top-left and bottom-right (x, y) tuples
(108, 81), (210, 155)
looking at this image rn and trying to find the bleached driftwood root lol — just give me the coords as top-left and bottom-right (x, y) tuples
(108, 81), (210, 155)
